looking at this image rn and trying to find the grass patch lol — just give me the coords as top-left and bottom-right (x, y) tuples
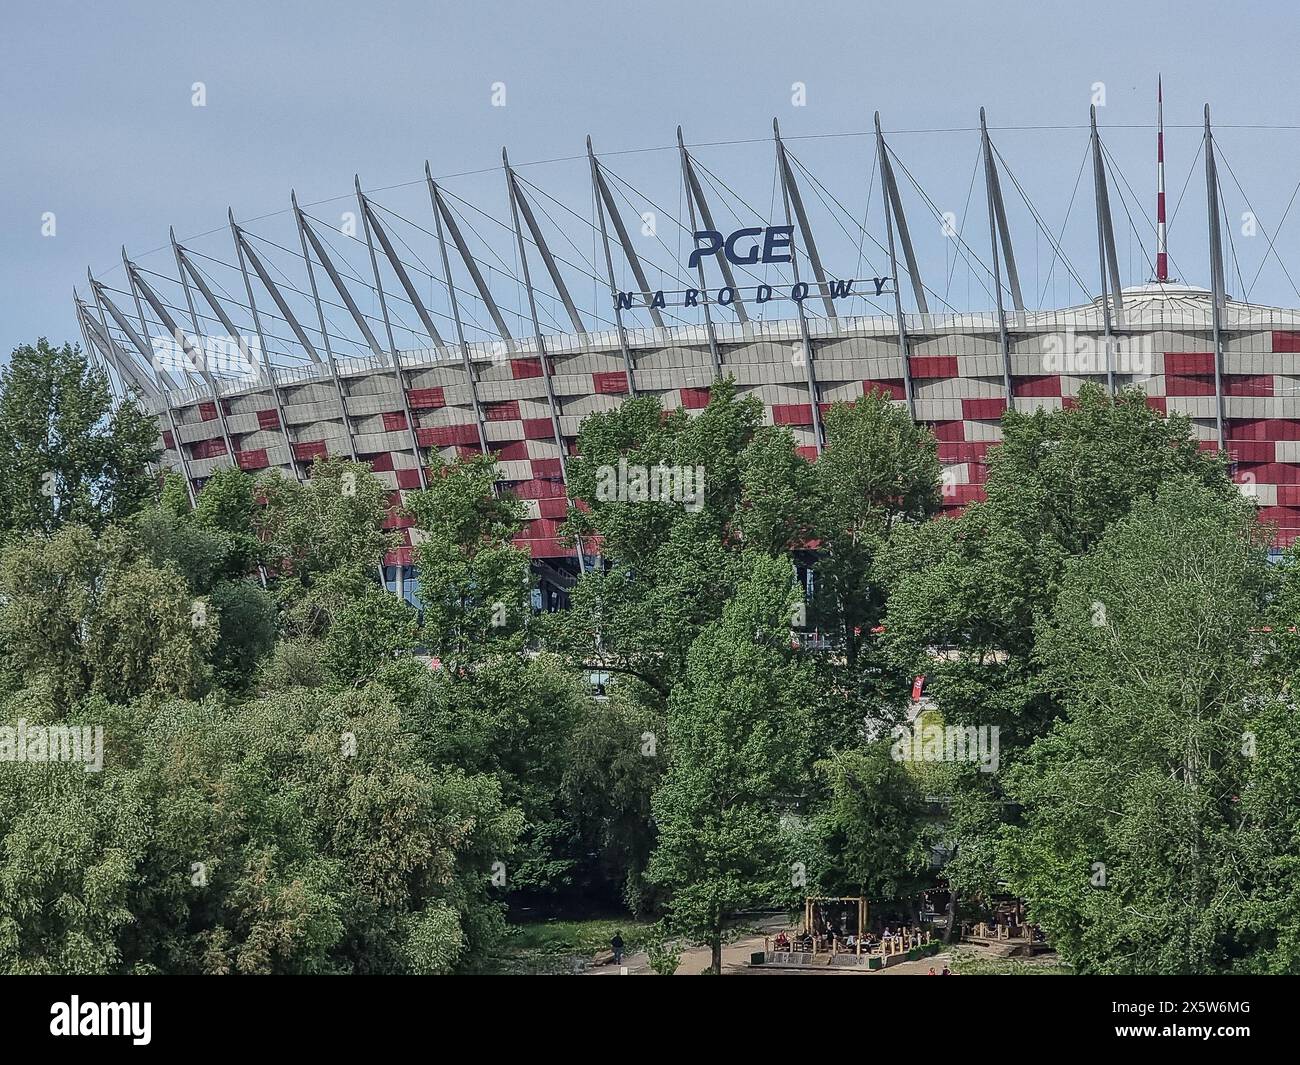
(479, 918), (654, 975)
(948, 948), (1071, 976)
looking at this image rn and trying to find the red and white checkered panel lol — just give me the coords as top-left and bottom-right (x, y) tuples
(157, 311), (1300, 557)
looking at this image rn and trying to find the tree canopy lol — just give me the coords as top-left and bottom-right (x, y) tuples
(3, 340), (1299, 977)
(0, 340), (158, 539)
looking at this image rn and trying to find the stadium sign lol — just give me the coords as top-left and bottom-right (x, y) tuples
(614, 225), (893, 311)
(689, 225), (796, 268)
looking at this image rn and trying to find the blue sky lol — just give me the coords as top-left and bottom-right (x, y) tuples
(4, 0), (1300, 363)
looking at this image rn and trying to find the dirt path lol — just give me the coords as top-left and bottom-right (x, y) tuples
(584, 919), (779, 976)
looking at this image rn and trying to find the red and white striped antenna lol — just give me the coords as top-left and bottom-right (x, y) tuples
(1155, 75), (1169, 282)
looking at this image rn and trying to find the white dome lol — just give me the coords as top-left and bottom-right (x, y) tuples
(1118, 282), (1213, 299)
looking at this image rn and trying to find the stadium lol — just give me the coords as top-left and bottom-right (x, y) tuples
(10, 0), (1300, 1000)
(72, 91), (1300, 608)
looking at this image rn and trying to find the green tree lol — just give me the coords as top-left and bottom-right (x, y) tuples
(1001, 478), (1270, 973)
(324, 583), (419, 686)
(811, 392), (941, 670)
(557, 380), (766, 704)
(131, 505), (249, 591)
(647, 553), (815, 972)
(878, 384), (1235, 908)
(253, 458), (394, 637)
(1228, 690), (1300, 972)
(191, 465), (262, 578)
(404, 453), (532, 664)
(559, 381), (936, 710)
(0, 339), (158, 538)
(802, 741), (935, 905)
(0, 689), (146, 973)
(0, 685), (522, 974)
(160, 471), (192, 517)
(193, 464), (256, 537)
(0, 525), (217, 706)
(562, 686), (665, 913)
(208, 580), (278, 691)
(557, 383), (945, 925)
(256, 637), (329, 693)
(882, 385), (1230, 697)
(389, 653), (590, 895)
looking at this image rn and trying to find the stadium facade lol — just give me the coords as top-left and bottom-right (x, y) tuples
(73, 99), (1300, 603)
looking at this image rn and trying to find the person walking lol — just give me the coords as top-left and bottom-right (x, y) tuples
(611, 931), (625, 966)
